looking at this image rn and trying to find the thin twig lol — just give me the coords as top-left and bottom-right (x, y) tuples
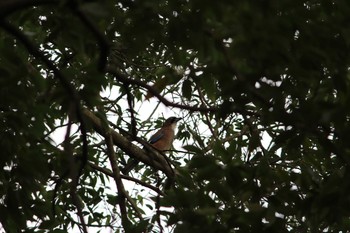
(123, 83), (137, 137)
(88, 161), (164, 196)
(243, 115), (267, 162)
(106, 66), (218, 113)
(105, 131), (128, 222)
(197, 86), (218, 139)
(145, 101), (161, 122)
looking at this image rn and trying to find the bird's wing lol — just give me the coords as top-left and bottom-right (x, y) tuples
(149, 130), (164, 144)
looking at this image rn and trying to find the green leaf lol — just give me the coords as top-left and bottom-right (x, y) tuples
(80, 3), (109, 17)
(183, 145), (203, 154)
(182, 79), (192, 100)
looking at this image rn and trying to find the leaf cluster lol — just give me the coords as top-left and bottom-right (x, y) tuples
(1, 0), (350, 232)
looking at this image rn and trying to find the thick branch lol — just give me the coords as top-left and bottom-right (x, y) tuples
(82, 108), (175, 178)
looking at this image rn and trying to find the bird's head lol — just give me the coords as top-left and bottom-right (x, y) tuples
(163, 117), (182, 128)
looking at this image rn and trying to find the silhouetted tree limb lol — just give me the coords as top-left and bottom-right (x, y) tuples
(82, 108), (175, 178)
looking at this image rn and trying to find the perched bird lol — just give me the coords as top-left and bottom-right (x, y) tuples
(121, 117), (182, 174)
(148, 117), (182, 151)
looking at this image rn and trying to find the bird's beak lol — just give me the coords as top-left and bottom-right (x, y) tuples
(175, 117), (182, 122)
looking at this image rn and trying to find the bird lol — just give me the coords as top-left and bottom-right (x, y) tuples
(121, 116), (182, 174)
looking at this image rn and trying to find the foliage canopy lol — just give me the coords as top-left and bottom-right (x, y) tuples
(1, 0), (350, 232)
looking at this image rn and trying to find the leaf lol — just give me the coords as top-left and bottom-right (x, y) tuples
(145, 77), (169, 100)
(199, 76), (216, 101)
(182, 79), (192, 100)
(182, 145), (203, 154)
(80, 3), (109, 17)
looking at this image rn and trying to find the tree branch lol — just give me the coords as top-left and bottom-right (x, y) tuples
(123, 83), (137, 137)
(106, 66), (218, 113)
(82, 108), (175, 178)
(105, 131), (128, 223)
(88, 161), (164, 195)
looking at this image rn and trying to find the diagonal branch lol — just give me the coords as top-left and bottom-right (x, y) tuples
(82, 108), (175, 178)
(105, 131), (128, 222)
(105, 131), (142, 220)
(88, 161), (164, 195)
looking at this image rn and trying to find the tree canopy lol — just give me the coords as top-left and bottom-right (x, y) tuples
(1, 0), (350, 232)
